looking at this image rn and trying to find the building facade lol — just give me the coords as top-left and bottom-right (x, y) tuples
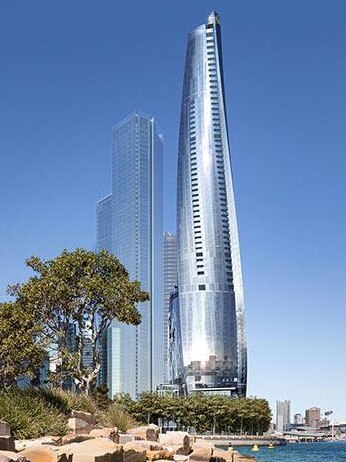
(293, 413), (304, 425)
(96, 112), (163, 398)
(163, 232), (178, 382)
(305, 407), (321, 429)
(276, 400), (291, 432)
(167, 287), (184, 387)
(176, 11), (247, 396)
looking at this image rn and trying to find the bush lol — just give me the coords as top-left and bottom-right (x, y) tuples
(100, 403), (138, 432)
(38, 387), (99, 417)
(0, 388), (67, 439)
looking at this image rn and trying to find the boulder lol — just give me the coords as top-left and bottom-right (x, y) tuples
(172, 456), (188, 462)
(123, 441), (163, 451)
(0, 451), (30, 462)
(189, 446), (213, 462)
(159, 433), (191, 455)
(0, 423), (11, 437)
(19, 447), (72, 462)
(146, 450), (174, 461)
(67, 417), (96, 435)
(118, 435), (135, 445)
(89, 428), (119, 443)
(163, 447), (189, 457)
(127, 427), (158, 442)
(123, 448), (146, 462)
(0, 438), (15, 452)
(212, 450), (233, 462)
(159, 431), (191, 455)
(15, 438), (61, 452)
(57, 437), (123, 462)
(61, 434), (95, 445)
(68, 410), (96, 426)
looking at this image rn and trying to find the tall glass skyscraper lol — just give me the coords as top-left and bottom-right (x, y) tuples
(176, 12), (247, 396)
(97, 112), (163, 398)
(163, 232), (178, 383)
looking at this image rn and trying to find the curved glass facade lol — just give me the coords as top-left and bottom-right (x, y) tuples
(176, 12), (247, 396)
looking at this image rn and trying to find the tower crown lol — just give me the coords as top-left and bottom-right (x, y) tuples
(207, 11), (221, 25)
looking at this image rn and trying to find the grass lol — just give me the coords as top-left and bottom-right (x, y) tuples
(0, 388), (67, 439)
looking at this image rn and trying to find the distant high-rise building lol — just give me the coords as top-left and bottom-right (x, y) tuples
(96, 112), (163, 398)
(305, 407), (321, 428)
(276, 400), (291, 432)
(176, 11), (247, 396)
(96, 195), (112, 253)
(167, 287), (184, 387)
(163, 232), (178, 382)
(294, 413), (304, 425)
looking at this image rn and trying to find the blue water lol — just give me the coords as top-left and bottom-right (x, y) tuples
(234, 441), (346, 461)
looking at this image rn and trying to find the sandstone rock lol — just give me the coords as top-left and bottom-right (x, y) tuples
(0, 438), (15, 452)
(172, 456), (188, 462)
(67, 417), (97, 435)
(15, 437), (61, 452)
(189, 446), (213, 462)
(19, 447), (72, 462)
(159, 433), (191, 456)
(164, 447), (189, 456)
(0, 451), (30, 462)
(68, 410), (96, 426)
(123, 448), (146, 462)
(123, 441), (162, 451)
(57, 437), (123, 462)
(212, 449), (234, 462)
(118, 435), (135, 444)
(210, 456), (227, 462)
(146, 450), (174, 461)
(0, 423), (11, 437)
(90, 428), (119, 443)
(127, 426), (158, 442)
(61, 434), (95, 445)
(148, 425), (160, 434)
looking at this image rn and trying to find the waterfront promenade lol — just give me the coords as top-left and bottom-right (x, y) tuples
(195, 435), (287, 446)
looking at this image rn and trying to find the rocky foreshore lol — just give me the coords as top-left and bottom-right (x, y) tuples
(0, 413), (255, 462)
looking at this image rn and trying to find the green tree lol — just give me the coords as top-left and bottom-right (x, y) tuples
(7, 248), (148, 394)
(0, 302), (46, 389)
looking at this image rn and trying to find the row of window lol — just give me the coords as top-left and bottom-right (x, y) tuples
(189, 102), (204, 276)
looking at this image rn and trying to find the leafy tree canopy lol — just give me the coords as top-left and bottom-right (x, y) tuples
(3, 248), (149, 392)
(0, 301), (46, 389)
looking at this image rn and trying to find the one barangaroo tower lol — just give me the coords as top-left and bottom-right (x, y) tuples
(176, 11), (247, 396)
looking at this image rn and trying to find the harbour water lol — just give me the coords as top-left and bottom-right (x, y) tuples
(234, 441), (346, 461)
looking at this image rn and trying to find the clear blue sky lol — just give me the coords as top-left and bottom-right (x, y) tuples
(1, 0), (345, 421)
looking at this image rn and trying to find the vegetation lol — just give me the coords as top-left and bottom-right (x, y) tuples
(0, 388), (67, 439)
(100, 402), (139, 432)
(115, 392), (271, 435)
(0, 302), (46, 389)
(1, 248), (148, 393)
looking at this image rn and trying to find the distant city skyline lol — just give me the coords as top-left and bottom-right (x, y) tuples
(1, 1), (345, 418)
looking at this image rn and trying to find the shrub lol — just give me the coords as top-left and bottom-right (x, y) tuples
(0, 388), (67, 439)
(100, 403), (138, 432)
(37, 387), (99, 416)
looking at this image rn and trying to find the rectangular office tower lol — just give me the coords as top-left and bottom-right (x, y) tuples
(176, 12), (247, 396)
(276, 400), (291, 432)
(96, 112), (163, 398)
(163, 232), (178, 383)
